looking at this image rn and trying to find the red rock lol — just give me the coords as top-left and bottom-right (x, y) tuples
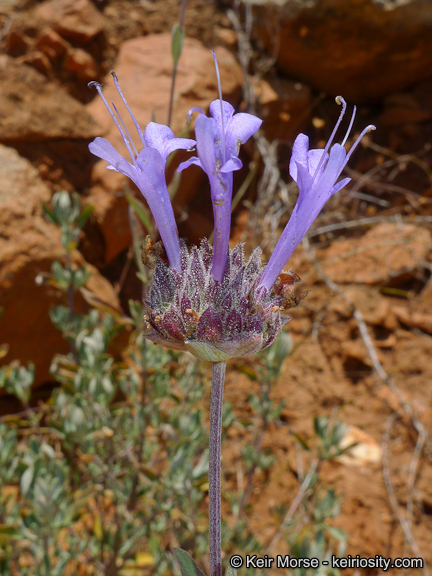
(393, 306), (432, 334)
(35, 29), (69, 61)
(0, 145), (122, 388)
(328, 285), (398, 331)
(249, 0), (432, 103)
(85, 187), (132, 265)
(320, 223), (431, 285)
(63, 47), (98, 82)
(252, 76), (311, 142)
(34, 0), (105, 44)
(18, 50), (52, 76)
(0, 56), (102, 141)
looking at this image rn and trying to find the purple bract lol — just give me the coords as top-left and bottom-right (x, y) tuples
(142, 239), (304, 361)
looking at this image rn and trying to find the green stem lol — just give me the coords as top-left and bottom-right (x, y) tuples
(209, 361), (226, 576)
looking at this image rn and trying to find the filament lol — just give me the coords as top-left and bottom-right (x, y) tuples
(111, 71), (146, 148)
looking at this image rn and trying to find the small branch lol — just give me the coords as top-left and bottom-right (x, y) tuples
(266, 459), (319, 556)
(382, 415), (429, 574)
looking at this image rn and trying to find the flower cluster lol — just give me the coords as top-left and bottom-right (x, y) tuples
(142, 239), (302, 362)
(89, 73), (375, 361)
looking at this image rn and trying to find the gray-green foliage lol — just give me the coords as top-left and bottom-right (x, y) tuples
(0, 362), (34, 406)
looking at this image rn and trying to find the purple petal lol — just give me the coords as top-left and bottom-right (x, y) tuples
(144, 122), (195, 162)
(225, 112), (262, 159)
(307, 149), (328, 179)
(144, 123), (175, 152)
(209, 100), (235, 132)
(289, 133), (309, 180)
(135, 148), (182, 270)
(220, 157), (243, 173)
(194, 114), (218, 176)
(135, 148), (167, 197)
(177, 156), (203, 173)
(89, 137), (135, 180)
(164, 137), (196, 158)
(294, 162), (314, 195)
(331, 176), (351, 195)
(312, 144), (347, 195)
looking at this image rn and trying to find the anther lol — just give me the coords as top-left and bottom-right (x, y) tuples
(112, 101), (139, 158)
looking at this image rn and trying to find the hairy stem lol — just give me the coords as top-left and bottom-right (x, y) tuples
(209, 361), (226, 576)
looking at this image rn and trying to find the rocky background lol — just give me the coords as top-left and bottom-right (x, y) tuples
(1, 0), (432, 571)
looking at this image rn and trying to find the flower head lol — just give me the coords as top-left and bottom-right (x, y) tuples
(88, 73), (195, 271)
(259, 97), (376, 291)
(89, 66), (375, 362)
(178, 53), (262, 282)
(142, 239), (304, 362)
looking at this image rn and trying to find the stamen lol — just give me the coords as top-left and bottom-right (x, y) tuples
(343, 124), (376, 167)
(111, 71), (146, 148)
(186, 106), (205, 123)
(112, 101), (139, 158)
(88, 80), (136, 165)
(212, 50), (226, 165)
(312, 95), (347, 180)
(341, 105), (356, 147)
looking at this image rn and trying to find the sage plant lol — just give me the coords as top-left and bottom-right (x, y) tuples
(89, 61), (375, 576)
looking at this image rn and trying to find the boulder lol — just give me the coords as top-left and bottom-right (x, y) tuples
(246, 0), (432, 103)
(0, 145), (121, 388)
(0, 56), (101, 142)
(34, 0), (105, 45)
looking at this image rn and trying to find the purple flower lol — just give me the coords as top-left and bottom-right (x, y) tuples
(88, 73), (195, 271)
(178, 99), (262, 282)
(259, 97), (376, 291)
